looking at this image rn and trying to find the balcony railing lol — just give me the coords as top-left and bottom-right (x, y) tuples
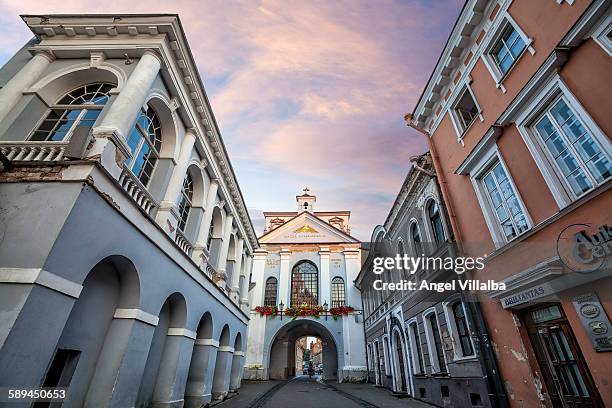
(175, 229), (193, 256)
(118, 167), (159, 216)
(205, 263), (217, 280)
(0, 141), (68, 162)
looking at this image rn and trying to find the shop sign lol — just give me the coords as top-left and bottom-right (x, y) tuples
(572, 293), (612, 352)
(557, 224), (611, 273)
(500, 284), (552, 309)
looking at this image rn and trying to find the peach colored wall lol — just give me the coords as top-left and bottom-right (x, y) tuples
(426, 1), (612, 407)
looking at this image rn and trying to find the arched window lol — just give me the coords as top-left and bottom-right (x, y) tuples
(452, 302), (474, 356)
(291, 261), (318, 306)
(428, 200), (445, 244)
(126, 105), (162, 186)
(30, 83), (113, 141)
(177, 173), (193, 232)
(264, 277), (278, 306)
(411, 222), (422, 255)
(331, 277), (345, 308)
(207, 222), (215, 250)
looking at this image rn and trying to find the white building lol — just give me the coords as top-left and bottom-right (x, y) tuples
(244, 190), (367, 382)
(0, 14), (257, 407)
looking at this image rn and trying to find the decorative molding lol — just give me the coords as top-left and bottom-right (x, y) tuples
(218, 346), (235, 353)
(113, 308), (159, 326)
(167, 328), (197, 339)
(194, 338), (220, 347)
(0, 267), (82, 299)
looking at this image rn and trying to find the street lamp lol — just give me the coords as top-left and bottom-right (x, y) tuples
(279, 300), (285, 320)
(323, 301), (328, 320)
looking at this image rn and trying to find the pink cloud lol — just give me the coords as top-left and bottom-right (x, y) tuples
(0, 0), (463, 239)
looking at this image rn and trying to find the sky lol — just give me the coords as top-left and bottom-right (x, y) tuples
(0, 0), (463, 240)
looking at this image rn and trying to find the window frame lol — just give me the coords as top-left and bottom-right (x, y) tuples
(442, 296), (476, 361)
(29, 83), (113, 142)
(177, 173), (194, 232)
(449, 83), (484, 139)
(422, 308), (448, 374)
(264, 276), (278, 307)
(481, 13), (535, 92)
(467, 142), (533, 248)
(591, 11), (612, 57)
(406, 318), (425, 375)
(409, 220), (423, 257)
(514, 75), (612, 209)
(290, 260), (319, 307)
(125, 105), (162, 187)
(331, 276), (346, 308)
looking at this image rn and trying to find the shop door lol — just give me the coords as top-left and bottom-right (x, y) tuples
(525, 304), (603, 408)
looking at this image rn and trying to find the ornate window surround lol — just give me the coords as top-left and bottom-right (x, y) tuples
(421, 307), (448, 374)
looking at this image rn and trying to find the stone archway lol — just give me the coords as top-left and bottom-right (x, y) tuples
(268, 319), (339, 380)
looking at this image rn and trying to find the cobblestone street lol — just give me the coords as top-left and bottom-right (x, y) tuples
(217, 376), (434, 408)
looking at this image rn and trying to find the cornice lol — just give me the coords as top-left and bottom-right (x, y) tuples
(21, 14), (259, 251)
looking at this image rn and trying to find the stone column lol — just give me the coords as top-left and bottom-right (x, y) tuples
(215, 214), (234, 287)
(319, 247), (330, 306)
(211, 346), (234, 400)
(240, 255), (252, 312)
(191, 179), (219, 265)
(151, 328), (197, 407)
(86, 311), (158, 407)
(0, 50), (54, 125)
(94, 49), (162, 144)
(278, 248), (291, 306)
(243, 250), (267, 379)
(90, 50), (162, 178)
(230, 238), (244, 303)
(184, 339), (219, 408)
(155, 130), (197, 234)
(229, 351), (245, 392)
(341, 248), (367, 382)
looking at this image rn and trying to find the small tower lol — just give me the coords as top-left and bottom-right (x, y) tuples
(297, 187), (316, 213)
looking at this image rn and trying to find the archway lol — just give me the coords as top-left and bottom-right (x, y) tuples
(295, 335), (323, 376)
(268, 320), (338, 380)
(39, 255), (139, 407)
(185, 312), (214, 408)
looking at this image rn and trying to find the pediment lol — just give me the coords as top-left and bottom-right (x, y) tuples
(259, 212), (358, 244)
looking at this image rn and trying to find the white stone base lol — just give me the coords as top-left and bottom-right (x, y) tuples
(338, 366), (368, 383)
(242, 366), (268, 380)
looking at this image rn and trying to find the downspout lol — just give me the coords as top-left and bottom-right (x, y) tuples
(404, 114), (509, 408)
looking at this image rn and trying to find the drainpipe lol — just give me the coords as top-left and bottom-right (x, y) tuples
(404, 114), (509, 408)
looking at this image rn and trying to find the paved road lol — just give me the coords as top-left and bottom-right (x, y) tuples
(219, 375), (434, 408)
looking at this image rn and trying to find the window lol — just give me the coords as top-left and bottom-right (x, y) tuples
(206, 222), (215, 250)
(331, 277), (345, 308)
(451, 302), (474, 357)
(125, 105), (161, 186)
(408, 321), (424, 374)
(491, 23), (526, 75)
(291, 261), (318, 306)
(425, 312), (447, 373)
(177, 174), (193, 232)
(30, 83), (113, 141)
(481, 162), (529, 241)
(592, 13), (612, 57)
(481, 14), (534, 90)
(264, 277), (278, 306)
(410, 222), (422, 255)
(397, 240), (405, 255)
(533, 98), (611, 197)
(451, 86), (481, 135)
(428, 200), (445, 244)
